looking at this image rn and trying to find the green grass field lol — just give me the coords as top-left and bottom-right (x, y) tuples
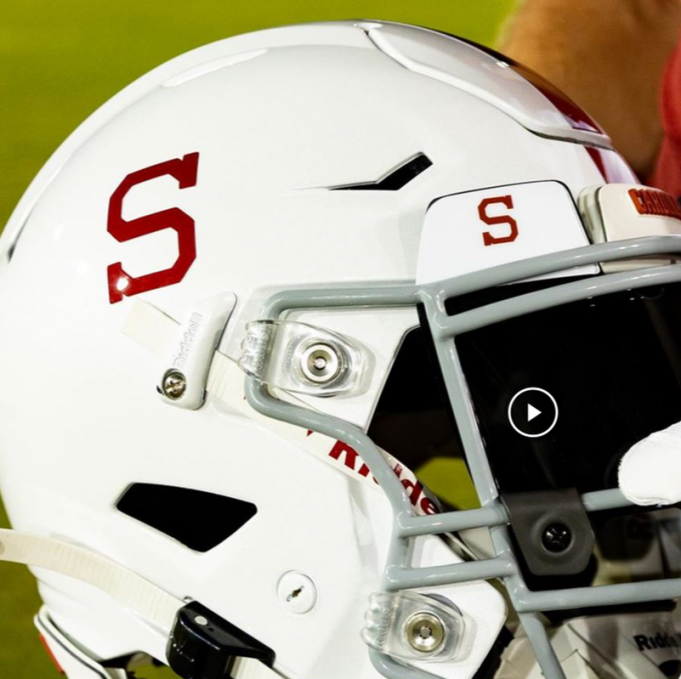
(0, 2), (512, 675)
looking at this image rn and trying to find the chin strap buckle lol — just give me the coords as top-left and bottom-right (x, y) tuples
(168, 602), (275, 679)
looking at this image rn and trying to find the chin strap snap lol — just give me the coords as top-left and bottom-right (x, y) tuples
(168, 602), (276, 679)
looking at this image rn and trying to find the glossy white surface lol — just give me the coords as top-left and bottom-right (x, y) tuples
(417, 181), (594, 284)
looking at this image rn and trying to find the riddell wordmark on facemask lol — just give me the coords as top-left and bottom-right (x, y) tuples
(633, 631), (681, 652)
(328, 440), (438, 515)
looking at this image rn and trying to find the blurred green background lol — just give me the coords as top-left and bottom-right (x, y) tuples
(0, 1), (513, 676)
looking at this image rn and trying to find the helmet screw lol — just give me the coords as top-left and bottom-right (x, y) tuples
(299, 343), (342, 384)
(162, 370), (187, 400)
(542, 522), (572, 553)
(404, 612), (446, 654)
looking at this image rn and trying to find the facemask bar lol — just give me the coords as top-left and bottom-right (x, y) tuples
(245, 236), (681, 679)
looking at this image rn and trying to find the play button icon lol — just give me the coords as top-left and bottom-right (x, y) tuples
(527, 403), (541, 422)
(508, 388), (558, 438)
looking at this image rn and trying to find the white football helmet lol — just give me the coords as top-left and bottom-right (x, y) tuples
(2, 19), (681, 679)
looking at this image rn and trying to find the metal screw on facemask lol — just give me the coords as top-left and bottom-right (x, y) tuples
(542, 522), (572, 553)
(404, 612), (446, 654)
(162, 370), (187, 400)
(300, 343), (342, 384)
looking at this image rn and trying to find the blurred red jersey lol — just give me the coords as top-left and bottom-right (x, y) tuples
(649, 41), (681, 196)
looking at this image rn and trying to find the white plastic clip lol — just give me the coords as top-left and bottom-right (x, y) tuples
(238, 320), (366, 397)
(158, 293), (237, 409)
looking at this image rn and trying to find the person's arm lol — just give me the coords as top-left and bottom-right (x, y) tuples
(498, 0), (681, 178)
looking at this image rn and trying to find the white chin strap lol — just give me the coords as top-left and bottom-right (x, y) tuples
(618, 420), (681, 506)
(0, 528), (182, 630)
(0, 529), (282, 678)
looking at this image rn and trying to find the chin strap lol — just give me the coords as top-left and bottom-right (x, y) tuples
(0, 529), (280, 678)
(0, 528), (181, 631)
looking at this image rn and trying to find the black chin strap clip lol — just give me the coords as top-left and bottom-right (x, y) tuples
(167, 602), (275, 679)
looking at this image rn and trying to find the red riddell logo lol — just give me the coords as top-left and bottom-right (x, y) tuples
(328, 440), (439, 515)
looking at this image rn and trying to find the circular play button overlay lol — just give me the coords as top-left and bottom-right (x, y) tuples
(508, 387), (559, 438)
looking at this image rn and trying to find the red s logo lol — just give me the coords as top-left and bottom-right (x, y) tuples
(478, 195), (518, 246)
(107, 152), (199, 304)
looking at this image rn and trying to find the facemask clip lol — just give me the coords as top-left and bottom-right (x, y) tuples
(362, 591), (466, 663)
(238, 320), (366, 397)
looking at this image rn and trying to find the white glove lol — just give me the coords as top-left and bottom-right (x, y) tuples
(618, 421), (681, 506)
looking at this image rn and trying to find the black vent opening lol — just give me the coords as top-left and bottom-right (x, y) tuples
(117, 483), (257, 552)
(331, 153), (432, 191)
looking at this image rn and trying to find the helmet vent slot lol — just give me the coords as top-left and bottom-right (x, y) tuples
(116, 483), (257, 552)
(330, 153), (432, 191)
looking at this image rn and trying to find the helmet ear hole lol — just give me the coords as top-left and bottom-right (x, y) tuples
(116, 484), (257, 552)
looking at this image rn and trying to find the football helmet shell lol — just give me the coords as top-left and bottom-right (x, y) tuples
(1, 19), (679, 679)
